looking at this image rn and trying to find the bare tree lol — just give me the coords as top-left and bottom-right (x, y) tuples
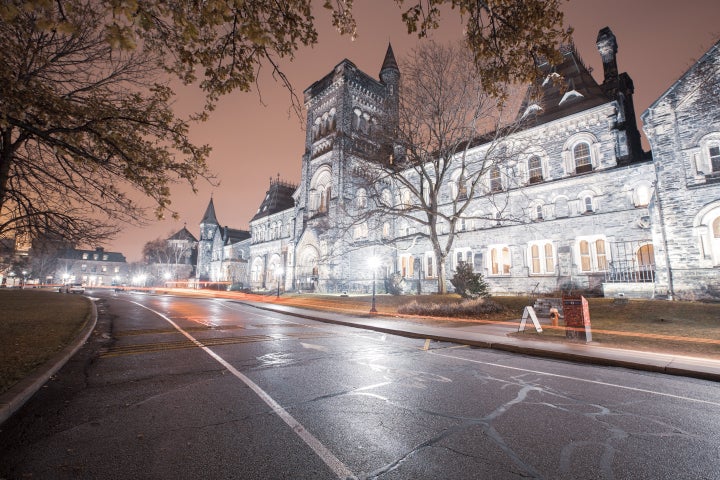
(0, 2), (211, 247)
(345, 41), (525, 294)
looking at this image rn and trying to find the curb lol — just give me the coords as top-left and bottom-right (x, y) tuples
(0, 299), (98, 426)
(239, 301), (720, 383)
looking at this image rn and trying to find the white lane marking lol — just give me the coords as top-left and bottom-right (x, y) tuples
(300, 342), (329, 352)
(131, 301), (354, 479)
(428, 349), (720, 407)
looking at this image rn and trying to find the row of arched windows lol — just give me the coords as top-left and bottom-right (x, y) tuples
(312, 109), (336, 142)
(253, 220), (291, 243)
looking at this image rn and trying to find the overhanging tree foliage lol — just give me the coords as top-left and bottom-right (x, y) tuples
(0, 1), (211, 244)
(0, 0), (569, 248)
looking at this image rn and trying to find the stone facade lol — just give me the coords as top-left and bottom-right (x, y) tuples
(642, 39), (720, 300)
(197, 31), (720, 300)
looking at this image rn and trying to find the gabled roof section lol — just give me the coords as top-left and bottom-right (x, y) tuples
(251, 177), (297, 222)
(168, 226), (197, 243)
(517, 45), (610, 126)
(645, 38), (720, 113)
(222, 227), (251, 245)
(200, 197), (219, 225)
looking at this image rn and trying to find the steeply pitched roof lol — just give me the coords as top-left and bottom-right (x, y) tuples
(380, 43), (399, 74)
(168, 226), (197, 242)
(251, 178), (297, 222)
(200, 197), (219, 225)
(222, 227), (251, 245)
(644, 38), (720, 113)
(516, 45), (610, 126)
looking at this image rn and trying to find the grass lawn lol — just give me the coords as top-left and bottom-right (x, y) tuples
(0, 289), (91, 395)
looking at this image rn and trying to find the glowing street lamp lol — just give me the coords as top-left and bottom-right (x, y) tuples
(369, 256), (380, 313)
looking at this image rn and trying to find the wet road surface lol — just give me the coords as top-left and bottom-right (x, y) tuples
(1, 291), (719, 479)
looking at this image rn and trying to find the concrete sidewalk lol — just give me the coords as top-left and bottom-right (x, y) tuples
(241, 300), (720, 383)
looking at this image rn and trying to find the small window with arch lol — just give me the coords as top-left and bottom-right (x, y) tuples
(574, 142), (592, 174)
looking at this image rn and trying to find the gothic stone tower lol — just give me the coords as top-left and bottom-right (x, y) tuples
(292, 44), (399, 292)
(196, 197), (219, 281)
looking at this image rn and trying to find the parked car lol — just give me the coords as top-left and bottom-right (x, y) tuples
(67, 283), (85, 294)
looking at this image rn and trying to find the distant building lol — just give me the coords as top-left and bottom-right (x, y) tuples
(55, 247), (128, 286)
(196, 198), (251, 285)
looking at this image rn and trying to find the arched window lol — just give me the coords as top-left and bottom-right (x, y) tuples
(400, 254), (414, 277)
(425, 253), (435, 278)
(356, 188), (367, 208)
(490, 167), (502, 192)
(535, 205), (544, 221)
(636, 244), (655, 281)
(310, 167), (332, 215)
(574, 142), (592, 173)
(528, 156), (543, 183)
(577, 236), (609, 272)
(489, 245), (511, 275)
(584, 196), (594, 213)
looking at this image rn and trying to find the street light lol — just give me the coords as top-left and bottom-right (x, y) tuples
(276, 267), (284, 298)
(369, 256), (380, 313)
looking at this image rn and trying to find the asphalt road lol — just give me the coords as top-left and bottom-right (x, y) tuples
(1, 291), (719, 479)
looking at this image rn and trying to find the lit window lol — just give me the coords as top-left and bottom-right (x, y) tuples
(574, 143), (592, 173)
(576, 236), (610, 272)
(528, 242), (555, 275)
(400, 254), (414, 277)
(489, 245), (511, 275)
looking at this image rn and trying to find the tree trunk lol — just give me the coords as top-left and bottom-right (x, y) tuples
(436, 249), (448, 294)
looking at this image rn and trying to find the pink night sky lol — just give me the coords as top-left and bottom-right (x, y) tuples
(107, 0), (720, 262)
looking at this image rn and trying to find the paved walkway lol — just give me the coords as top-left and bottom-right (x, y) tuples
(3, 295), (719, 427)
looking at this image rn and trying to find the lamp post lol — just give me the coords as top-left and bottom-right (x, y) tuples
(369, 256), (380, 313)
(276, 267), (284, 298)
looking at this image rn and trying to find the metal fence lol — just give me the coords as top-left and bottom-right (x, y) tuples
(604, 240), (655, 283)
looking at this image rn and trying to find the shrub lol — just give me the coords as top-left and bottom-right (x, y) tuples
(398, 297), (504, 317)
(450, 262), (489, 299)
(385, 273), (404, 296)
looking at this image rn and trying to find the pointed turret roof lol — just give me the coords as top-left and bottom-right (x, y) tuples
(380, 43), (399, 74)
(200, 197), (219, 225)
